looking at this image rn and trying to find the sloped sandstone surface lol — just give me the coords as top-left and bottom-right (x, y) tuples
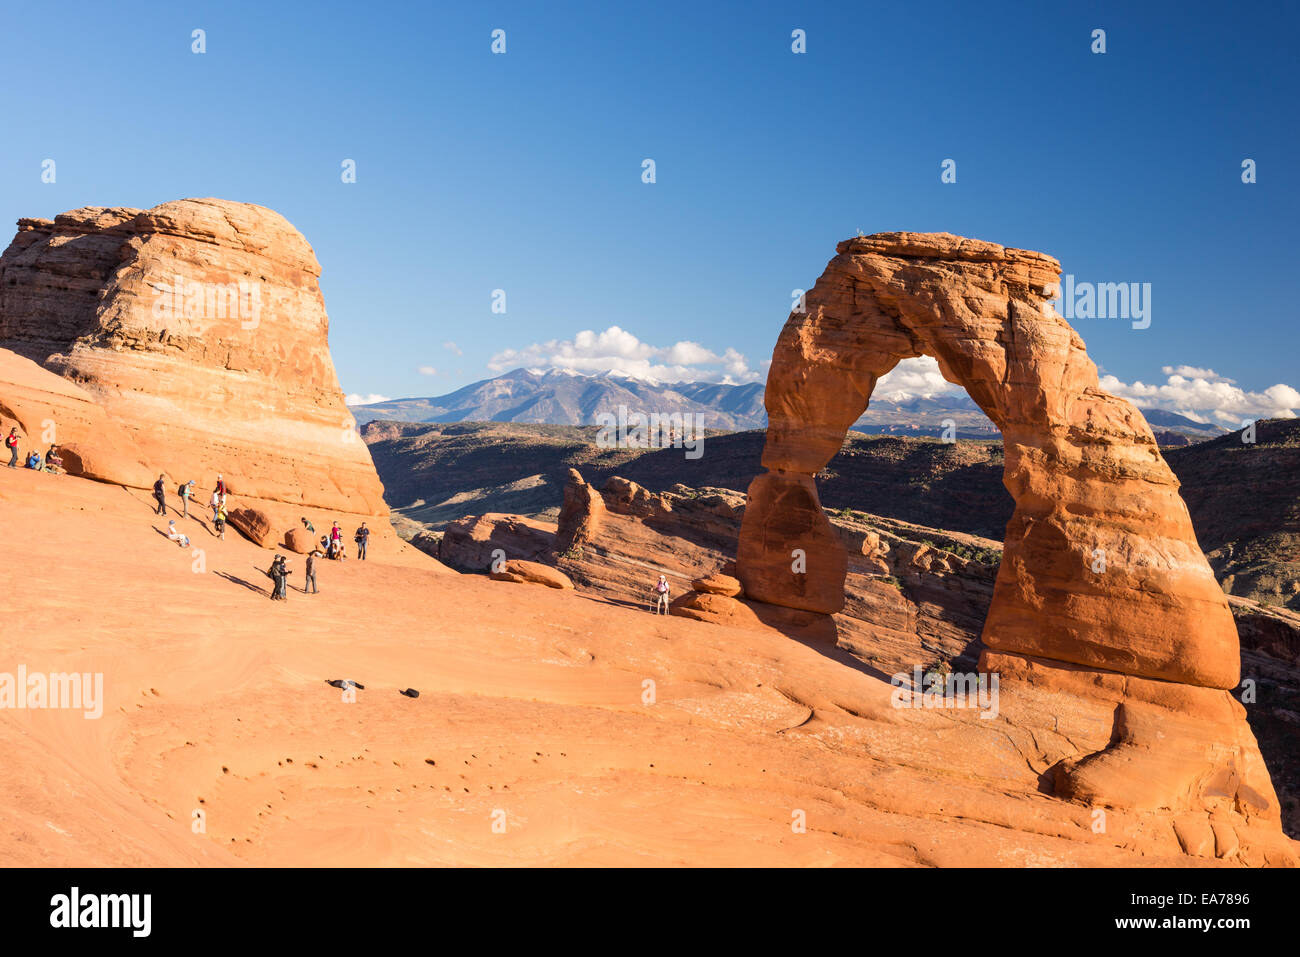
(0, 347), (152, 487)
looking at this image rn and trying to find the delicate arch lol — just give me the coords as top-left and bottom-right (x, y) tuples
(737, 233), (1237, 690)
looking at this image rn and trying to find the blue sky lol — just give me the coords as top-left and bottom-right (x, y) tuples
(1, 0), (1295, 423)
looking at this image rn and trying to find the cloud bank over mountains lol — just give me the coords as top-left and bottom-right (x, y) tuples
(426, 325), (1300, 427)
(487, 325), (761, 385)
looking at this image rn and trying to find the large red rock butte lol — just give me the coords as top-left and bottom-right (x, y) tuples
(737, 231), (1288, 852)
(0, 199), (390, 543)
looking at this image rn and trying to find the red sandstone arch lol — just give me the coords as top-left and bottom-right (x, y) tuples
(737, 233), (1238, 690)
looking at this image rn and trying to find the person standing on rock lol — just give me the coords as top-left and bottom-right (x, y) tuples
(214, 474), (227, 498)
(153, 474), (167, 515)
(209, 488), (222, 523)
(178, 480), (195, 518)
(652, 574), (671, 614)
(355, 522), (369, 560)
(6, 428), (21, 468)
(305, 547), (322, 594)
(214, 500), (228, 540)
(330, 522), (346, 561)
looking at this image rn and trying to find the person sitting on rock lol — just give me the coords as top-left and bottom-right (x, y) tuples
(166, 520), (190, 548)
(44, 445), (63, 474)
(26, 450), (42, 470)
(652, 574), (671, 615)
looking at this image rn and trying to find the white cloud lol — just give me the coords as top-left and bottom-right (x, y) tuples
(442, 341), (463, 356)
(1100, 368), (1299, 425)
(345, 393), (391, 406)
(872, 356), (962, 402)
(488, 325), (762, 384)
(417, 366), (438, 376)
(838, 356), (1299, 428)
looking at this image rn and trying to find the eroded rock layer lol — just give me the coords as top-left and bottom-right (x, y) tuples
(0, 199), (388, 534)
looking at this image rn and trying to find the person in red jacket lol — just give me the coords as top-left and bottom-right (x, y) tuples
(5, 428), (19, 468)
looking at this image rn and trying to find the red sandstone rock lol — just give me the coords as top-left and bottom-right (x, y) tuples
(440, 513), (555, 572)
(692, 573), (743, 597)
(670, 590), (762, 626)
(735, 231), (1289, 859)
(739, 231), (1236, 690)
(490, 560), (574, 590)
(228, 506), (275, 547)
(601, 476), (672, 519)
(0, 199), (390, 536)
(282, 526), (315, 554)
(554, 468), (605, 554)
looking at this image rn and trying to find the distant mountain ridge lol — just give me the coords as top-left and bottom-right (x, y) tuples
(351, 368), (767, 430)
(350, 367), (1227, 440)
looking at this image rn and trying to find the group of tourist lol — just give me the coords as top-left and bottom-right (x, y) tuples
(147, 468), (372, 600)
(6, 427), (63, 474)
(154, 473), (229, 537)
(262, 519), (370, 601)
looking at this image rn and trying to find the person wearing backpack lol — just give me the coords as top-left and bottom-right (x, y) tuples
(652, 575), (670, 615)
(262, 555), (291, 600)
(178, 480), (195, 518)
(6, 427), (20, 468)
(354, 523), (370, 560)
(214, 501), (228, 540)
(153, 475), (167, 515)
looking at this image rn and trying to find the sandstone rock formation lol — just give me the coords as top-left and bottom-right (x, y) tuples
(740, 232), (1234, 687)
(440, 514), (555, 572)
(554, 468), (604, 554)
(0, 199), (390, 536)
(692, 572), (743, 597)
(736, 231), (1288, 856)
(282, 526), (316, 554)
(227, 506), (275, 548)
(490, 559), (574, 590)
